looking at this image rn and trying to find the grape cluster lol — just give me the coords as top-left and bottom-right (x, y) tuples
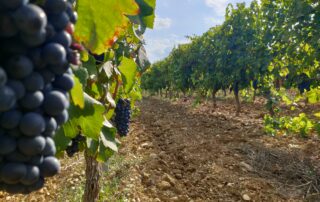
(0, 0), (79, 194)
(66, 134), (85, 157)
(298, 80), (311, 94)
(114, 99), (131, 137)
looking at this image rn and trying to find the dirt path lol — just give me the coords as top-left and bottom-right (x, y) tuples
(117, 97), (320, 202)
(1, 97), (320, 201)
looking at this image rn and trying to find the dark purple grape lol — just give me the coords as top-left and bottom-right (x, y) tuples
(0, 110), (22, 129)
(39, 156), (60, 177)
(19, 91), (44, 110)
(48, 31), (71, 48)
(66, 4), (77, 23)
(42, 43), (66, 65)
(0, 86), (16, 112)
(48, 12), (69, 31)
(43, 91), (68, 116)
(38, 69), (55, 84)
(23, 72), (45, 91)
(48, 61), (69, 75)
(5, 55), (33, 79)
(0, 67), (7, 87)
(13, 4), (47, 34)
(20, 28), (46, 47)
(20, 166), (40, 185)
(5, 151), (31, 163)
(42, 137), (56, 156)
(44, 117), (57, 134)
(44, 0), (67, 14)
(53, 73), (74, 91)
(7, 79), (26, 99)
(0, 134), (17, 155)
(0, 163), (27, 184)
(0, 13), (18, 37)
(1, 0), (28, 10)
(18, 136), (46, 156)
(54, 109), (68, 125)
(28, 49), (46, 69)
(19, 113), (45, 136)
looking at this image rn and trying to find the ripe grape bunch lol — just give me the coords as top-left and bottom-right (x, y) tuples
(114, 99), (131, 137)
(0, 0), (79, 194)
(65, 134), (85, 157)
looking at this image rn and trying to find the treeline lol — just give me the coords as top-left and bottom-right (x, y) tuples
(142, 0), (320, 116)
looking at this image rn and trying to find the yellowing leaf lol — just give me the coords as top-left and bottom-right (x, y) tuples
(71, 76), (85, 108)
(75, 0), (140, 54)
(314, 112), (320, 118)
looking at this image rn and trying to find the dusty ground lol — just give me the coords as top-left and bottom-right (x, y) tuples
(1, 97), (320, 201)
(115, 97), (320, 202)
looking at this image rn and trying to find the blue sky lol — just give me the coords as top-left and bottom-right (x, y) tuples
(144, 0), (254, 63)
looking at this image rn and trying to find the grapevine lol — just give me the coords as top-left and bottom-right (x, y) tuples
(0, 0), (79, 193)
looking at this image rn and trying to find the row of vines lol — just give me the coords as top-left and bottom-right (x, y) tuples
(142, 0), (320, 137)
(0, 0), (156, 201)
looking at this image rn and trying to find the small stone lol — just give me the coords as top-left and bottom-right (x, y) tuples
(240, 161), (254, 172)
(227, 182), (234, 187)
(170, 196), (179, 201)
(141, 142), (152, 148)
(242, 194), (251, 201)
(149, 153), (157, 159)
(163, 173), (176, 186)
(157, 181), (171, 190)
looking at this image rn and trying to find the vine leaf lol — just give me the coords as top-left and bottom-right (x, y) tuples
(62, 93), (105, 142)
(53, 128), (71, 156)
(74, 0), (140, 54)
(82, 55), (98, 76)
(71, 76), (85, 108)
(137, 0), (156, 28)
(100, 120), (118, 152)
(119, 57), (138, 93)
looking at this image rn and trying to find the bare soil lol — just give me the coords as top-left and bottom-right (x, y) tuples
(1, 97), (320, 202)
(116, 97), (320, 202)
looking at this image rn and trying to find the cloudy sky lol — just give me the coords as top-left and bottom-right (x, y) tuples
(144, 0), (254, 63)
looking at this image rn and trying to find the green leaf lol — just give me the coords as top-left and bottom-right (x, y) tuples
(66, 93), (105, 140)
(118, 57), (138, 93)
(73, 67), (89, 87)
(97, 143), (114, 162)
(135, 0), (156, 28)
(74, 0), (140, 54)
(82, 55), (98, 76)
(86, 138), (99, 156)
(54, 128), (71, 155)
(71, 76), (85, 108)
(100, 120), (118, 152)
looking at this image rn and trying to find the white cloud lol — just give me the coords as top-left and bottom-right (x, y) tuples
(144, 35), (191, 62)
(154, 16), (172, 30)
(204, 0), (228, 16)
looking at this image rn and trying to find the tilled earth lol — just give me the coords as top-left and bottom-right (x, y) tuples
(117, 97), (320, 202)
(1, 97), (320, 202)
